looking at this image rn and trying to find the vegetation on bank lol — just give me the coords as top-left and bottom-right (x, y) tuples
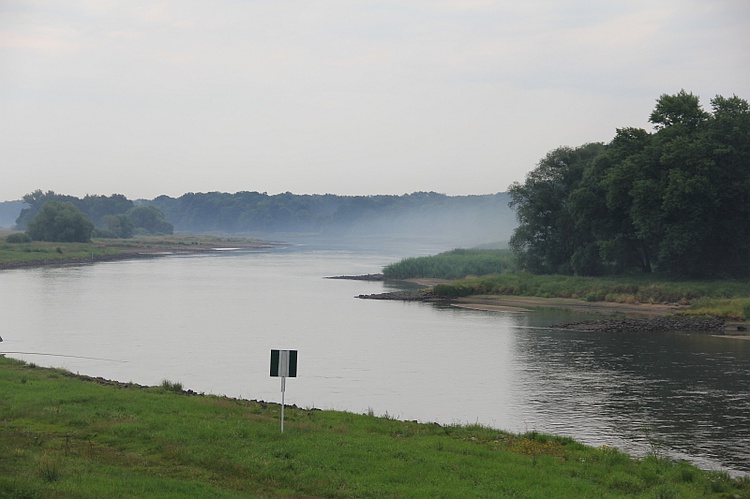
(382, 248), (750, 320)
(382, 248), (514, 279)
(430, 273), (750, 320)
(1, 356), (747, 498)
(0, 233), (268, 269)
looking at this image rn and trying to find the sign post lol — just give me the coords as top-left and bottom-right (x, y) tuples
(270, 349), (297, 433)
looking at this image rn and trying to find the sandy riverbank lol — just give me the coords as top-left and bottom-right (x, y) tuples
(450, 294), (749, 338)
(390, 278), (748, 337)
(451, 294), (683, 317)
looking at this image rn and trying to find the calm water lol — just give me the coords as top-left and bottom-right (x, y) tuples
(1, 246), (749, 475)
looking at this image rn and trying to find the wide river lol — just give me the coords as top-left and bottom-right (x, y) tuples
(1, 244), (749, 476)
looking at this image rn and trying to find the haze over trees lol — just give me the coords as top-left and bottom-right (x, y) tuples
(509, 91), (750, 278)
(9, 190), (515, 248)
(148, 191), (515, 246)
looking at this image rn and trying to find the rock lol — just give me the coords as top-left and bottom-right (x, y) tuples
(326, 274), (385, 281)
(356, 289), (444, 301)
(557, 316), (725, 333)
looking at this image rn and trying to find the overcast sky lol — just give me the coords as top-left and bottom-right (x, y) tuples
(1, 1), (748, 202)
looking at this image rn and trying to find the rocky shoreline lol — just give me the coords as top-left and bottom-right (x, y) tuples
(326, 273), (385, 281)
(356, 289), (444, 301)
(556, 316), (726, 333)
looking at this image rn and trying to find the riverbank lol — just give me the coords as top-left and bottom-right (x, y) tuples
(1, 355), (747, 497)
(354, 281), (750, 337)
(0, 234), (277, 271)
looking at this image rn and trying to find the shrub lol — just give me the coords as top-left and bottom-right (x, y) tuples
(5, 232), (31, 243)
(27, 201), (94, 242)
(160, 379), (183, 393)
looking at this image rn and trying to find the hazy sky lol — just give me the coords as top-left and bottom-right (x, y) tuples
(1, 1), (748, 202)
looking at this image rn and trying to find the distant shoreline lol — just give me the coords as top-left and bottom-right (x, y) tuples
(0, 235), (277, 271)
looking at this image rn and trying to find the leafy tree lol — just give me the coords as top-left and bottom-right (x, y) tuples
(649, 89), (710, 130)
(80, 194), (134, 227)
(15, 191), (135, 230)
(15, 190), (78, 230)
(127, 205), (174, 235)
(508, 143), (604, 274)
(26, 201), (95, 242)
(103, 214), (135, 238)
(508, 91), (750, 278)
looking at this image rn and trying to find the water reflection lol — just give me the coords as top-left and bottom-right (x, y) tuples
(509, 321), (750, 473)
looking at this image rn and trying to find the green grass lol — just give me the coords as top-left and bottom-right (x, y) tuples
(383, 249), (514, 280)
(1, 356), (747, 498)
(0, 234), (269, 268)
(0, 240), (122, 265)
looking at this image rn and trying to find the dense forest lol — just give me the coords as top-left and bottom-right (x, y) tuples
(7, 191), (516, 248)
(509, 91), (750, 279)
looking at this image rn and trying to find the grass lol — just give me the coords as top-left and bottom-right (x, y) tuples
(383, 248), (514, 280)
(1, 356), (748, 498)
(0, 233), (270, 269)
(0, 239), (122, 265)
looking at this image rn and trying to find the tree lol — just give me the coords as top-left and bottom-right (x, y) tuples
(15, 190), (78, 230)
(80, 194), (134, 227)
(508, 143), (604, 274)
(127, 205), (174, 235)
(103, 214), (135, 238)
(649, 89), (709, 131)
(508, 91), (750, 278)
(26, 201), (95, 242)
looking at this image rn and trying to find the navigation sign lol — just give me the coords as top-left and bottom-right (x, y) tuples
(270, 349), (297, 377)
(270, 349), (298, 433)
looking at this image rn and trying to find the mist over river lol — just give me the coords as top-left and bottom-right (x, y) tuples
(1, 244), (749, 475)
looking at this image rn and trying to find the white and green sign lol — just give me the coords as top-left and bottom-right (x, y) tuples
(270, 349), (298, 433)
(270, 349), (297, 378)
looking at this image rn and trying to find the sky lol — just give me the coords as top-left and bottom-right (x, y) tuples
(1, 1), (748, 202)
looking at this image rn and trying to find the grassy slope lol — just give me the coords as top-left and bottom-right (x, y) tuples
(1, 357), (747, 498)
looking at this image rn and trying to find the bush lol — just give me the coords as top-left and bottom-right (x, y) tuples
(6, 232), (31, 243)
(27, 201), (94, 243)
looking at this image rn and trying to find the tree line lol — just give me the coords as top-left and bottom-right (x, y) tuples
(10, 190), (515, 245)
(508, 91), (750, 278)
(12, 191), (173, 242)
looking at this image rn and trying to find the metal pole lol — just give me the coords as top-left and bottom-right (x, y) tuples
(280, 376), (286, 433)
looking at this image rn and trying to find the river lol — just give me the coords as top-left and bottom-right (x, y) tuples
(1, 244), (749, 475)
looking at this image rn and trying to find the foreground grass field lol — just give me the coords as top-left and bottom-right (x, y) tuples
(1, 357), (747, 498)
